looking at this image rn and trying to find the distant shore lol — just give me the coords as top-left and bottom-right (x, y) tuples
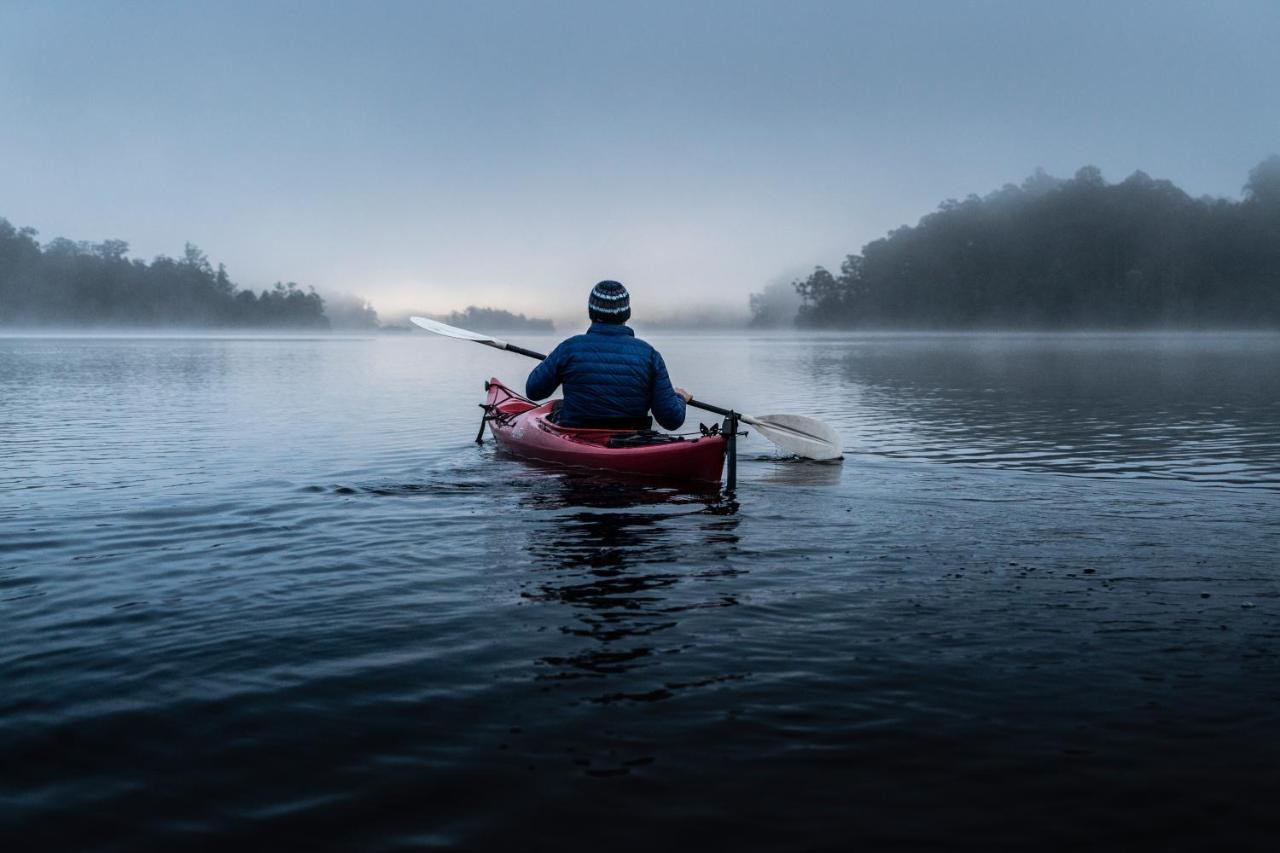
(758, 158), (1280, 330)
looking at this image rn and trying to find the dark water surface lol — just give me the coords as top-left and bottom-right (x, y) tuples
(3, 332), (1279, 850)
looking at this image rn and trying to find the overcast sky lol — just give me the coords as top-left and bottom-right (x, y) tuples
(1, 0), (1277, 322)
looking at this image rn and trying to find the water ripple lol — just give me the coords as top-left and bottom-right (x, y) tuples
(2, 333), (1279, 849)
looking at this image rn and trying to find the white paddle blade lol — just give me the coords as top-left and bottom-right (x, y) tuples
(745, 413), (843, 461)
(410, 316), (508, 348)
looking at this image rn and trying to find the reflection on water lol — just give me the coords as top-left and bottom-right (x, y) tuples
(802, 334), (1280, 488)
(753, 455), (846, 487)
(3, 333), (1280, 848)
(518, 473), (742, 703)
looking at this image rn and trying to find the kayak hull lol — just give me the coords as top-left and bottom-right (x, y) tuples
(482, 378), (726, 483)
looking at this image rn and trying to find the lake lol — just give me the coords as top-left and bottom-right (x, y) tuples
(3, 331), (1279, 850)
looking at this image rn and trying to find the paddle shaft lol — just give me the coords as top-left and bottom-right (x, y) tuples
(489, 341), (737, 419)
(487, 341), (548, 361)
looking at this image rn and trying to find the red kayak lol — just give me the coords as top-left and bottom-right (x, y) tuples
(481, 378), (727, 482)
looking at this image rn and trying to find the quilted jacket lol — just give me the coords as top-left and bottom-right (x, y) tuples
(525, 323), (687, 430)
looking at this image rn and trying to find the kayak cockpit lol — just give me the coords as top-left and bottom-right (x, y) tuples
(478, 378), (734, 485)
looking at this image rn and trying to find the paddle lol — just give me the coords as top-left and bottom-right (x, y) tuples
(410, 316), (843, 460)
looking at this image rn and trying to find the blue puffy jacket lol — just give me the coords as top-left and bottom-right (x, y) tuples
(526, 323), (687, 430)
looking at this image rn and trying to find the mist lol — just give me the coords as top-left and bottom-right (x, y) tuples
(7, 156), (1276, 332)
(7, 4), (1280, 846)
(779, 158), (1280, 329)
(2, 0), (1278, 327)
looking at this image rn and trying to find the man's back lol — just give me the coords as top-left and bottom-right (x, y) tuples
(525, 322), (687, 430)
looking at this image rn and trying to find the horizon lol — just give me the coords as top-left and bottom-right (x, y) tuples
(4, 157), (1274, 330)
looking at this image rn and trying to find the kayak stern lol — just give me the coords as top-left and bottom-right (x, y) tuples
(481, 379), (727, 483)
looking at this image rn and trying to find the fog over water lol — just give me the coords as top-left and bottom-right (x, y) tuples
(4, 1), (1280, 847)
(3, 332), (1278, 847)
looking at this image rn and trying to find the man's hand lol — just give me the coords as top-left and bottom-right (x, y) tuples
(674, 386), (693, 403)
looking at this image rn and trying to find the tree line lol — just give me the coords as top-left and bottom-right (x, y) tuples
(0, 219), (327, 328)
(444, 306), (553, 332)
(759, 156), (1280, 328)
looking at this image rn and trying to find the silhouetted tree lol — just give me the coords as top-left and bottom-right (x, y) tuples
(324, 292), (381, 330)
(748, 279), (802, 327)
(788, 158), (1280, 328)
(0, 222), (330, 328)
(1244, 155), (1280, 206)
(445, 306), (553, 332)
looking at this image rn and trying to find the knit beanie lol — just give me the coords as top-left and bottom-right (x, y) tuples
(588, 280), (631, 324)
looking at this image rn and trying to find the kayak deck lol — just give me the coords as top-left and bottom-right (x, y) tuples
(481, 378), (727, 483)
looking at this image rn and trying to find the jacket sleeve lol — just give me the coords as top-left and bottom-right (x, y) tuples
(525, 343), (565, 400)
(648, 349), (687, 430)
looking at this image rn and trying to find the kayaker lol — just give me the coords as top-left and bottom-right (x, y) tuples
(525, 280), (692, 430)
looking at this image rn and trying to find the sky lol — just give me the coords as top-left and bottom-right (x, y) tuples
(1, 0), (1277, 324)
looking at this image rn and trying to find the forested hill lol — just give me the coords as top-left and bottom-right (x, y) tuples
(780, 157), (1280, 329)
(443, 306), (554, 333)
(0, 219), (327, 328)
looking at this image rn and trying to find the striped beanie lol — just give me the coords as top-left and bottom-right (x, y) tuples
(588, 280), (631, 324)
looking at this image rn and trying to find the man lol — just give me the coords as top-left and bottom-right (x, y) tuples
(526, 280), (692, 430)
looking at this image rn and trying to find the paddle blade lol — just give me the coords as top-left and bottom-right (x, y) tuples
(745, 413), (843, 461)
(410, 316), (508, 348)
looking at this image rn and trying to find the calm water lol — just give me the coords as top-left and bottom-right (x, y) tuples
(3, 332), (1279, 850)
